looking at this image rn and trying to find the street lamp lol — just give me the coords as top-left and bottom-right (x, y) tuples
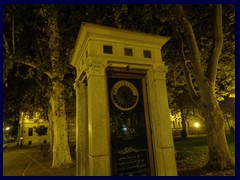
(5, 127), (11, 142)
(194, 122), (200, 136)
(194, 122), (200, 128)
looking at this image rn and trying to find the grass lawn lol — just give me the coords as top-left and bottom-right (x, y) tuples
(173, 133), (235, 176)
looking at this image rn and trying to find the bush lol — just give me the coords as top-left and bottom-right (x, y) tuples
(34, 125), (48, 136)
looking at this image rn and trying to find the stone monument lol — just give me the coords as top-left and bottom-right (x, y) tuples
(70, 22), (177, 176)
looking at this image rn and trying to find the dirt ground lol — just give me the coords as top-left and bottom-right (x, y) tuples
(24, 152), (75, 176)
(24, 151), (235, 176)
(178, 168), (235, 176)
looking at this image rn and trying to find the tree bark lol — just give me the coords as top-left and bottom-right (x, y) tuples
(180, 106), (188, 138)
(48, 109), (53, 157)
(45, 6), (73, 168)
(201, 89), (235, 169)
(49, 80), (73, 168)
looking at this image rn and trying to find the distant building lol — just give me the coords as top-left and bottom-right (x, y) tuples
(18, 112), (49, 146)
(18, 112), (76, 149)
(170, 109), (234, 137)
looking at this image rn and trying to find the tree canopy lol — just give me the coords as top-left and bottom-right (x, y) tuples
(4, 4), (234, 120)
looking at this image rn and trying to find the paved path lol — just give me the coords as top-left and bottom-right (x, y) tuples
(3, 148), (39, 176)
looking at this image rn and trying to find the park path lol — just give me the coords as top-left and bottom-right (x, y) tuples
(3, 147), (75, 176)
(3, 148), (41, 176)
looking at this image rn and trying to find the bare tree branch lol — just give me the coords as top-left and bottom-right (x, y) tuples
(12, 16), (15, 55)
(174, 5), (205, 85)
(206, 4), (223, 86)
(17, 59), (55, 79)
(3, 33), (11, 56)
(173, 25), (200, 106)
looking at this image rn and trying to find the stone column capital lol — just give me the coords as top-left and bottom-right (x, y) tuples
(85, 60), (106, 77)
(73, 79), (80, 89)
(153, 65), (168, 80)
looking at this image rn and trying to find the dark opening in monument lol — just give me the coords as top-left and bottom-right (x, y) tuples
(124, 48), (133, 56)
(108, 76), (154, 176)
(103, 45), (113, 54)
(143, 50), (151, 58)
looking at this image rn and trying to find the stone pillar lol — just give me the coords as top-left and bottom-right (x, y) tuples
(74, 79), (88, 176)
(148, 65), (178, 176)
(85, 60), (111, 175)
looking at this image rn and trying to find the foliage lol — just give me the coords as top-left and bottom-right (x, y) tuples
(3, 5), (78, 167)
(34, 125), (48, 136)
(3, 5), (77, 122)
(4, 4), (234, 124)
(164, 5), (235, 110)
(3, 64), (50, 123)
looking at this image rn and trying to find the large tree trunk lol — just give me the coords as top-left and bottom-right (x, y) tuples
(50, 81), (73, 168)
(201, 91), (235, 170)
(44, 6), (73, 168)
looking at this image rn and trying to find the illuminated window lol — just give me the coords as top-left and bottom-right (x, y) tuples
(28, 128), (33, 136)
(143, 50), (151, 58)
(103, 45), (113, 54)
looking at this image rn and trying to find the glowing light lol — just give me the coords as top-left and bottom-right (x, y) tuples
(5, 127), (10, 131)
(194, 122), (200, 128)
(122, 127), (127, 132)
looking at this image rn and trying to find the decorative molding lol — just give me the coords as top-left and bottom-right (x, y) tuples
(73, 80), (88, 99)
(73, 79), (81, 90)
(85, 60), (106, 77)
(153, 65), (168, 80)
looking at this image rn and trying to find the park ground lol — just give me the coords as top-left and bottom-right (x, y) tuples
(175, 134), (235, 176)
(3, 134), (235, 176)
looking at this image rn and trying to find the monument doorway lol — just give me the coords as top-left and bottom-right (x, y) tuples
(107, 70), (154, 176)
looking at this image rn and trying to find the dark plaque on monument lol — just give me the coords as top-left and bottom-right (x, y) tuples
(108, 77), (153, 176)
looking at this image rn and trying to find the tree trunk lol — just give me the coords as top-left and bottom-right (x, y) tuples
(201, 90), (235, 170)
(225, 115), (231, 132)
(50, 80), (73, 168)
(48, 110), (53, 157)
(172, 4), (235, 170)
(180, 106), (188, 138)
